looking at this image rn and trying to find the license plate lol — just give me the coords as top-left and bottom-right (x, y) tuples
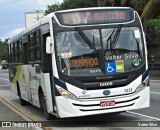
(100, 100), (115, 107)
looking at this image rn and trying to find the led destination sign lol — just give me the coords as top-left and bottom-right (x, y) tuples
(56, 8), (134, 25)
(69, 57), (99, 68)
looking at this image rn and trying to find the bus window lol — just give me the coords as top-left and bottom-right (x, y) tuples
(35, 30), (41, 61)
(19, 39), (23, 62)
(28, 33), (35, 62)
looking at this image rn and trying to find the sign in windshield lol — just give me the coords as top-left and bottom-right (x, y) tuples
(56, 8), (134, 25)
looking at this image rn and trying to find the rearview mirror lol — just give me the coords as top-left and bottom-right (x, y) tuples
(46, 36), (53, 54)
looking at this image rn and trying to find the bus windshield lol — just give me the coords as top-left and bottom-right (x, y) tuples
(55, 27), (144, 76)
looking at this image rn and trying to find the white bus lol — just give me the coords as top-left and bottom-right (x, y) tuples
(8, 7), (149, 119)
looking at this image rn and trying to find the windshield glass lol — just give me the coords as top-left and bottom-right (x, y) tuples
(55, 27), (144, 76)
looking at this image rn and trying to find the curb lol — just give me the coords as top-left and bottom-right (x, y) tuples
(0, 95), (52, 130)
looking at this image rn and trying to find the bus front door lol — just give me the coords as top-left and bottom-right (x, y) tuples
(28, 64), (38, 106)
(22, 65), (32, 103)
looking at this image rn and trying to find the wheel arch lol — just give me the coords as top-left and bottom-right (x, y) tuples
(38, 84), (54, 114)
(38, 85), (45, 108)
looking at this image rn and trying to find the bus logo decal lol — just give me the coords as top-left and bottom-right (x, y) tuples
(82, 90), (86, 94)
(103, 90), (111, 96)
(100, 82), (113, 87)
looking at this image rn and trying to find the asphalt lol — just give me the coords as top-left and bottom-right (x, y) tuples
(0, 100), (33, 130)
(0, 100), (26, 121)
(149, 70), (160, 80)
(150, 77), (160, 80)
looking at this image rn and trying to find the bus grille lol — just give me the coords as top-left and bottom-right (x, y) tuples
(72, 96), (139, 112)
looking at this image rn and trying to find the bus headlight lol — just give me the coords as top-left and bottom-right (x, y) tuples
(135, 79), (149, 93)
(57, 87), (77, 100)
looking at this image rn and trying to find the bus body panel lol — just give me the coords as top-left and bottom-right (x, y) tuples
(43, 73), (54, 113)
(55, 88), (149, 118)
(55, 75), (149, 118)
(9, 64), (53, 112)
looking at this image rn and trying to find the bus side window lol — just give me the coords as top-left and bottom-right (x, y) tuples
(22, 35), (28, 64)
(28, 33), (35, 62)
(19, 39), (23, 63)
(35, 29), (41, 61)
(12, 43), (15, 63)
(23, 42), (28, 64)
(15, 41), (19, 63)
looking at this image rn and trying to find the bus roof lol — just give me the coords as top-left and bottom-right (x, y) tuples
(53, 6), (133, 13)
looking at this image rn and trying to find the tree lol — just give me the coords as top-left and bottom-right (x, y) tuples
(140, 0), (160, 21)
(45, 0), (147, 14)
(45, 0), (97, 15)
(0, 39), (8, 61)
(147, 18), (160, 36)
(140, 0), (160, 41)
(45, 2), (62, 14)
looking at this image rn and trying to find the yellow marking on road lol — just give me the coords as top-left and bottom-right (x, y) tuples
(0, 95), (52, 130)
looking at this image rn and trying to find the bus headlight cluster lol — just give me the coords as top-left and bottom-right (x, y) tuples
(135, 79), (149, 93)
(57, 87), (77, 100)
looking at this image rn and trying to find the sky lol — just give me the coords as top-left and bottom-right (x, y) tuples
(0, 0), (63, 41)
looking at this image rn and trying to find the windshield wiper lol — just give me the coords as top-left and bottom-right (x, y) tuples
(106, 24), (122, 51)
(75, 27), (95, 50)
(112, 24), (122, 48)
(106, 29), (115, 50)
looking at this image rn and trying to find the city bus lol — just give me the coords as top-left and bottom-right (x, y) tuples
(8, 7), (149, 119)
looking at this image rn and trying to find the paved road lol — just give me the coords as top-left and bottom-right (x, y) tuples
(0, 70), (10, 90)
(0, 70), (33, 130)
(0, 69), (160, 130)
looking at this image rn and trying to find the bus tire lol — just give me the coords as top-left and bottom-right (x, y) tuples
(17, 83), (27, 106)
(39, 90), (53, 120)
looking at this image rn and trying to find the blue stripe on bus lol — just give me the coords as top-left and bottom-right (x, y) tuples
(142, 70), (149, 86)
(53, 77), (68, 96)
(54, 77), (68, 90)
(142, 70), (148, 81)
(147, 81), (149, 87)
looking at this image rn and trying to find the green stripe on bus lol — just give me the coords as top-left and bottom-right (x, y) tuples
(12, 65), (22, 84)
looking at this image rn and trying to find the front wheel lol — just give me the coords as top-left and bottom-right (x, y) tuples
(39, 91), (53, 120)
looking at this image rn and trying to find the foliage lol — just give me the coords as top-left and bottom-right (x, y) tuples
(45, 2), (62, 14)
(97, 0), (104, 6)
(135, 0), (149, 15)
(141, 0), (160, 20)
(147, 18), (160, 34)
(45, 0), (150, 15)
(0, 39), (8, 61)
(45, 0), (97, 15)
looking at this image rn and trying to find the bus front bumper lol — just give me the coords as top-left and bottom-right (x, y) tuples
(55, 87), (150, 118)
